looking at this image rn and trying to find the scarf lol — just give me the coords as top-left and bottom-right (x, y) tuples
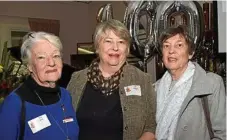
(87, 59), (123, 96)
(156, 61), (195, 140)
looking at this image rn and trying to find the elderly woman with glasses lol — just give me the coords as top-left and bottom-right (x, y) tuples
(67, 19), (156, 140)
(0, 32), (79, 140)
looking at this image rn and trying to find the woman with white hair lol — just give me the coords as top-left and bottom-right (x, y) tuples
(0, 32), (79, 140)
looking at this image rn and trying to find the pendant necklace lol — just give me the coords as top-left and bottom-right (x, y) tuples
(35, 91), (70, 140)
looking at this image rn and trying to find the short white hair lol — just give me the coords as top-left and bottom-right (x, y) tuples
(21, 31), (63, 65)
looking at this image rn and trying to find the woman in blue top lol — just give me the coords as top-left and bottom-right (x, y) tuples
(0, 31), (79, 140)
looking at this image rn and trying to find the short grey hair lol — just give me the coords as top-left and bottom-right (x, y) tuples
(159, 25), (195, 55)
(21, 31), (63, 65)
(93, 19), (131, 50)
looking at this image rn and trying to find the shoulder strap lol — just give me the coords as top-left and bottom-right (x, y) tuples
(17, 94), (26, 140)
(201, 96), (214, 139)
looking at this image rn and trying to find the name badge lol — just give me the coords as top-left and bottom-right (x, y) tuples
(124, 85), (141, 96)
(63, 117), (74, 123)
(28, 114), (51, 134)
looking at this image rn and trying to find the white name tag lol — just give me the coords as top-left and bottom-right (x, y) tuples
(63, 117), (74, 123)
(124, 85), (141, 96)
(28, 114), (51, 134)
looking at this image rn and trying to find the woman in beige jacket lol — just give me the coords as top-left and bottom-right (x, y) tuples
(67, 19), (156, 140)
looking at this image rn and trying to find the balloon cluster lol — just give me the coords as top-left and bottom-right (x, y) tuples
(96, 1), (203, 72)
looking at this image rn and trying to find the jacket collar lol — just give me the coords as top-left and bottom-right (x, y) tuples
(188, 62), (212, 96)
(74, 68), (88, 110)
(179, 62), (212, 116)
(119, 64), (133, 90)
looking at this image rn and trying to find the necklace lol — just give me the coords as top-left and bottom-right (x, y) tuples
(34, 91), (70, 140)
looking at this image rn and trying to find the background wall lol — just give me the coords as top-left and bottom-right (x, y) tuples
(0, 1), (91, 64)
(217, 1), (226, 53)
(0, 1), (127, 64)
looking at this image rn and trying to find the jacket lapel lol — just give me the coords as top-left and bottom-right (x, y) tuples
(119, 64), (133, 95)
(75, 69), (88, 110)
(179, 63), (212, 116)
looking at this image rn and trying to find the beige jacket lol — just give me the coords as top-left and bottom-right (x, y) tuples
(67, 64), (156, 140)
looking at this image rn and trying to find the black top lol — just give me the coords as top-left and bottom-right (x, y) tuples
(16, 76), (60, 105)
(76, 82), (123, 140)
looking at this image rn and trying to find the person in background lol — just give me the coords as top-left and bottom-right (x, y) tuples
(67, 19), (156, 140)
(0, 32), (79, 140)
(58, 63), (76, 88)
(155, 25), (226, 140)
